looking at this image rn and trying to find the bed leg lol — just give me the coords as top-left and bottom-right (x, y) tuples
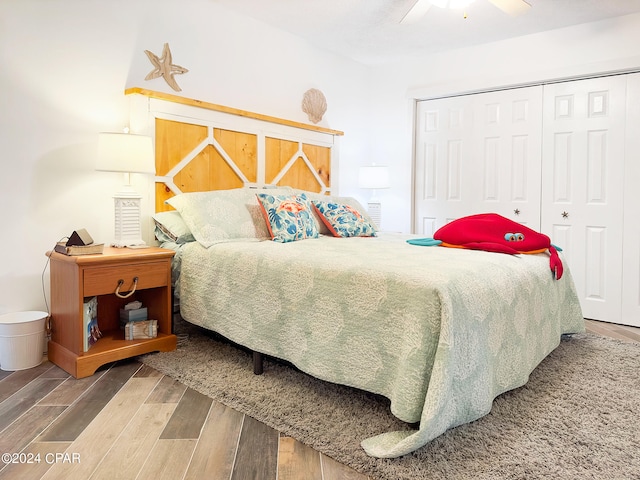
(253, 351), (264, 375)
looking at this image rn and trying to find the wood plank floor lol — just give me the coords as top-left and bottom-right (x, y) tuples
(0, 319), (637, 480)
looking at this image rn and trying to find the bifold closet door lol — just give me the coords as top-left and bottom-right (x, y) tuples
(622, 73), (640, 327)
(414, 95), (474, 235)
(414, 86), (543, 235)
(541, 75), (627, 323)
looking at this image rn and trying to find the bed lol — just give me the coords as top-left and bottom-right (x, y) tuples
(131, 89), (585, 458)
(151, 186), (584, 459)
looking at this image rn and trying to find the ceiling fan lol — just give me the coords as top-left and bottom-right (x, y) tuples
(401, 0), (531, 24)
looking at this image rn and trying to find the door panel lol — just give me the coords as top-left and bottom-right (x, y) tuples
(414, 96), (474, 235)
(541, 76), (626, 322)
(622, 73), (640, 327)
(472, 88), (543, 228)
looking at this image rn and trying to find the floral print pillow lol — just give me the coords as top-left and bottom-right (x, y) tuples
(256, 192), (319, 243)
(312, 200), (377, 237)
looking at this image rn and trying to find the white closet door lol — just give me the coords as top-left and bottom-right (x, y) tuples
(541, 76), (627, 323)
(622, 73), (640, 327)
(471, 87), (543, 229)
(414, 87), (543, 235)
(414, 95), (475, 235)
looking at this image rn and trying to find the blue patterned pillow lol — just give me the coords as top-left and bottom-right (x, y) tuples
(256, 192), (319, 242)
(312, 200), (377, 237)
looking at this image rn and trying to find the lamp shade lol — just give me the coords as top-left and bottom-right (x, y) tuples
(96, 133), (155, 174)
(358, 165), (390, 189)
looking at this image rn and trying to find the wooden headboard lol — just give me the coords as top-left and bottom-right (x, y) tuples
(126, 88), (343, 212)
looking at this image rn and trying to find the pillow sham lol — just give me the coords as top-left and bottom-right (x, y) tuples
(312, 200), (377, 237)
(166, 187), (294, 247)
(152, 211), (195, 244)
(256, 192), (319, 243)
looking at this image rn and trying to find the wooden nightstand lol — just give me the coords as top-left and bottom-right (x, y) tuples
(47, 246), (177, 378)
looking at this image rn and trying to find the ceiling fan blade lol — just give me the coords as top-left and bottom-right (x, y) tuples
(487, 0), (531, 16)
(400, 0), (432, 25)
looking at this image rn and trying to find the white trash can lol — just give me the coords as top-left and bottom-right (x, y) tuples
(0, 311), (48, 371)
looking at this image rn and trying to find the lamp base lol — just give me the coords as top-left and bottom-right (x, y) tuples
(367, 202), (382, 229)
(112, 191), (145, 248)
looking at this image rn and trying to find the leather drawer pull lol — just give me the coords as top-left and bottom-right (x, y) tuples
(115, 277), (139, 299)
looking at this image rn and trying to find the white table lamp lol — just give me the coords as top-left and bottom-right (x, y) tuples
(96, 132), (155, 247)
(358, 165), (389, 228)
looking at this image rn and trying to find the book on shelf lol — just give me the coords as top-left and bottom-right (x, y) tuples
(83, 296), (102, 352)
(55, 242), (104, 256)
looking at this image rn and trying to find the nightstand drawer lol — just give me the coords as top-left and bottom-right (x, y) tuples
(83, 261), (169, 297)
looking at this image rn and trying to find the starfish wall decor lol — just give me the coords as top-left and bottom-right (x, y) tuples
(144, 43), (188, 92)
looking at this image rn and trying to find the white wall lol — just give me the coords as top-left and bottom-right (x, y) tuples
(367, 12), (640, 234)
(0, 0), (372, 315)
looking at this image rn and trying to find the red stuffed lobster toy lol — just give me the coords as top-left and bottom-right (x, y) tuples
(408, 213), (564, 280)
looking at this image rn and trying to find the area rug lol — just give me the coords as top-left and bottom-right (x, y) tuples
(141, 321), (640, 480)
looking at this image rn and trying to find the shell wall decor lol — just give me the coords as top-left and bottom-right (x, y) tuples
(302, 88), (327, 124)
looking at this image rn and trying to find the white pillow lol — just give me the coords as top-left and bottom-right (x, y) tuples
(166, 187), (293, 247)
(152, 211), (195, 244)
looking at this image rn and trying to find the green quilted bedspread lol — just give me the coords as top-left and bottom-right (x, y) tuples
(177, 233), (585, 458)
